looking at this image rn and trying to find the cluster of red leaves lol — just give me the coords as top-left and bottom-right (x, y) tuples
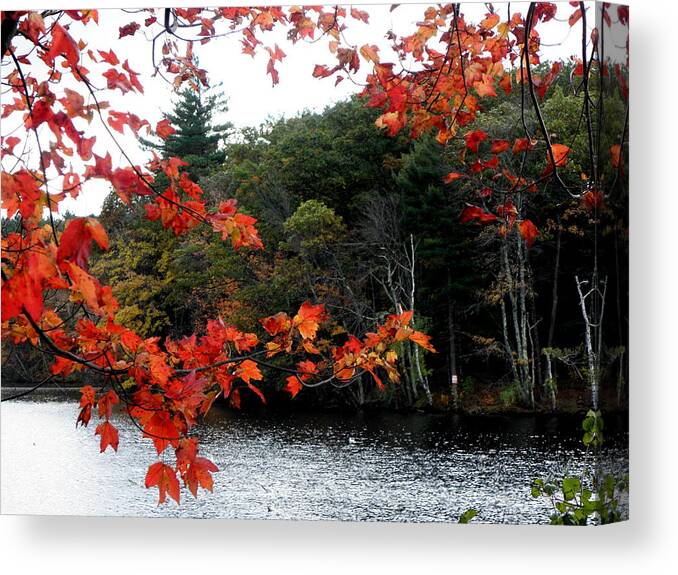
(331, 311), (436, 390)
(446, 126), (575, 248)
(259, 305), (436, 397)
(331, 2), (623, 247)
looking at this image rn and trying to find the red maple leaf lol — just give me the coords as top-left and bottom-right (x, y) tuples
(156, 119), (176, 140)
(57, 217), (109, 270)
(285, 376), (304, 398)
(145, 462), (180, 504)
(293, 301), (326, 340)
(235, 359), (263, 384)
(464, 130), (488, 153)
(143, 411), (180, 455)
(46, 23), (80, 68)
(184, 456), (219, 497)
(119, 22), (141, 39)
(491, 139), (511, 154)
(550, 143), (570, 167)
(95, 421), (119, 452)
(97, 389), (119, 420)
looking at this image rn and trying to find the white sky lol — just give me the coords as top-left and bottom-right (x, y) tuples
(1, 2), (605, 217)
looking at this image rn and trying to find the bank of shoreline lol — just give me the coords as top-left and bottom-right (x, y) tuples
(0, 384), (629, 420)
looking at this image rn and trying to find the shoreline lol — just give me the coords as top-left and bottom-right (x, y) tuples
(0, 385), (629, 420)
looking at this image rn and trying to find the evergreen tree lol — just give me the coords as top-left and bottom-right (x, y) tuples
(143, 85), (232, 182)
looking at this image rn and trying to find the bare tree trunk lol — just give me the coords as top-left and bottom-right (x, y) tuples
(516, 231), (534, 408)
(503, 233), (532, 406)
(501, 297), (518, 383)
(407, 235), (432, 406)
(547, 221), (562, 349)
(576, 274), (608, 410)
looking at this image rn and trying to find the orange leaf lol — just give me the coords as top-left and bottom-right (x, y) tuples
(443, 172), (464, 184)
(583, 189), (604, 211)
(464, 130), (488, 153)
(550, 144), (570, 167)
(350, 7), (370, 23)
(143, 411), (180, 455)
(512, 138), (536, 154)
(491, 139), (511, 154)
(1, 256), (47, 321)
(67, 264), (101, 313)
(293, 301), (326, 340)
(76, 385), (96, 427)
(360, 44), (380, 64)
(409, 330), (436, 353)
(460, 205), (498, 225)
(97, 389), (119, 420)
(145, 462), (180, 505)
(610, 144), (622, 170)
(261, 311), (291, 336)
(285, 376), (304, 398)
(156, 119), (176, 140)
(184, 456), (219, 497)
(97, 49), (119, 65)
(20, 12), (46, 44)
(568, 7), (583, 27)
(236, 359), (263, 384)
(518, 219), (539, 247)
(480, 13), (500, 29)
(95, 421), (119, 452)
(57, 217), (109, 269)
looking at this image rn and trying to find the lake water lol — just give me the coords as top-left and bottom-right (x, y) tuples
(0, 389), (628, 523)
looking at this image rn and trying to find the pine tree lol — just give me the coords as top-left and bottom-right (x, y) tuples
(143, 86), (232, 182)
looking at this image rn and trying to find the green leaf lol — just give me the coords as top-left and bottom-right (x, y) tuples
(458, 508), (478, 524)
(562, 477), (581, 501)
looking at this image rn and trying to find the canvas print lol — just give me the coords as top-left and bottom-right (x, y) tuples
(1, 2), (628, 524)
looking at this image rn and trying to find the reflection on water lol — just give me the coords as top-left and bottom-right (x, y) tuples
(0, 389), (628, 523)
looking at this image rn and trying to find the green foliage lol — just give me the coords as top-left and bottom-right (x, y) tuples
(582, 409), (604, 449)
(531, 411), (628, 525)
(84, 59), (628, 410)
(461, 376), (475, 396)
(222, 96), (409, 222)
(90, 228), (175, 336)
(95, 87), (235, 338)
(499, 382), (520, 408)
(531, 473), (628, 526)
(283, 199), (346, 255)
(458, 508), (478, 524)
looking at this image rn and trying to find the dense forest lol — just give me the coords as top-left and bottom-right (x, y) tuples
(3, 60), (628, 414)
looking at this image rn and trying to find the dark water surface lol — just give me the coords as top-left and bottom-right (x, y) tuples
(0, 389), (628, 523)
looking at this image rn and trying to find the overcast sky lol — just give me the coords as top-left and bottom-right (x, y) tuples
(2, 2), (607, 217)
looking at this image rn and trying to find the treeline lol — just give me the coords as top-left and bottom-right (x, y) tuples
(2, 62), (628, 412)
